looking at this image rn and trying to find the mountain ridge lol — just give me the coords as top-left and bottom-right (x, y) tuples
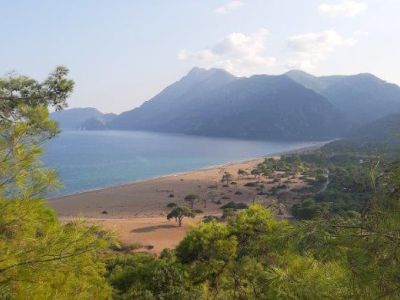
(51, 107), (116, 130)
(286, 69), (400, 125)
(56, 68), (400, 141)
(108, 69), (349, 141)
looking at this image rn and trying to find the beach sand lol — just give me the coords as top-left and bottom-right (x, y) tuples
(50, 159), (268, 254)
(49, 159), (266, 218)
(94, 216), (202, 254)
(49, 146), (320, 254)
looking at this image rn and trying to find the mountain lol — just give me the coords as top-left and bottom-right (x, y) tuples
(51, 108), (116, 130)
(108, 68), (238, 130)
(108, 68), (348, 141)
(286, 70), (400, 125)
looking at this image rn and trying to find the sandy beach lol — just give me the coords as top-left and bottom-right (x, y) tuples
(49, 145), (321, 254)
(49, 158), (266, 217)
(49, 159), (267, 253)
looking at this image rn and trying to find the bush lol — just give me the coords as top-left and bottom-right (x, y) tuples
(220, 201), (248, 210)
(291, 199), (329, 220)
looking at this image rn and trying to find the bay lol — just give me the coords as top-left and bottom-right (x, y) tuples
(43, 130), (322, 196)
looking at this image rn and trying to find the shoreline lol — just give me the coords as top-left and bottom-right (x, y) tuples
(48, 142), (327, 254)
(49, 141), (326, 201)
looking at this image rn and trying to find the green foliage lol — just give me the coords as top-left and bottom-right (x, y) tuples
(109, 187), (400, 299)
(261, 150), (378, 220)
(107, 253), (201, 299)
(257, 155), (310, 176)
(0, 198), (112, 299)
(0, 67), (112, 299)
(176, 220), (237, 294)
(292, 199), (330, 220)
(0, 66), (74, 200)
(172, 205), (349, 299)
(0, 66), (73, 113)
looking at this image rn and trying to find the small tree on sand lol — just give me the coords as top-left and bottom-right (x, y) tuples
(184, 194), (200, 209)
(221, 172), (234, 185)
(167, 206), (196, 227)
(251, 168), (262, 180)
(237, 169), (249, 177)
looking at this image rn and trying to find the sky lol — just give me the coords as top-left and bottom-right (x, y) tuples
(1, 0), (399, 113)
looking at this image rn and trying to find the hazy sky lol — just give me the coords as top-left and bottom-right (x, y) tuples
(1, 0), (399, 113)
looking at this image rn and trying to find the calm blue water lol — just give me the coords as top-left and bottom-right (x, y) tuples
(43, 130), (321, 196)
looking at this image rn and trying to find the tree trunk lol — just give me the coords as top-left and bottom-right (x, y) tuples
(178, 217), (183, 227)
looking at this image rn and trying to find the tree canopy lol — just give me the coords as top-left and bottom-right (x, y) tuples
(0, 67), (112, 299)
(167, 206), (196, 227)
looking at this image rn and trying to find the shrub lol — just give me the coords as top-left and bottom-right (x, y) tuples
(244, 182), (258, 187)
(220, 201), (248, 210)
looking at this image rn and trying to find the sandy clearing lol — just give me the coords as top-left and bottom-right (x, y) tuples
(91, 216), (202, 255)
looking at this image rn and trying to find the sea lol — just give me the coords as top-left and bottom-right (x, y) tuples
(43, 130), (323, 196)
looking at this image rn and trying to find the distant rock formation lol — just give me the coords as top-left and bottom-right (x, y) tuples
(51, 108), (116, 130)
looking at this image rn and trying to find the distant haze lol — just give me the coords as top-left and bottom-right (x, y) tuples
(1, 0), (400, 113)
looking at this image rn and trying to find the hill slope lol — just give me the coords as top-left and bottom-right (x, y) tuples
(324, 113), (400, 153)
(348, 113), (400, 144)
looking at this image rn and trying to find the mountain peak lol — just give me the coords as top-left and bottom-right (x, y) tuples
(285, 69), (314, 77)
(187, 67), (207, 76)
(177, 67), (237, 89)
(187, 67), (234, 78)
(353, 72), (381, 81)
